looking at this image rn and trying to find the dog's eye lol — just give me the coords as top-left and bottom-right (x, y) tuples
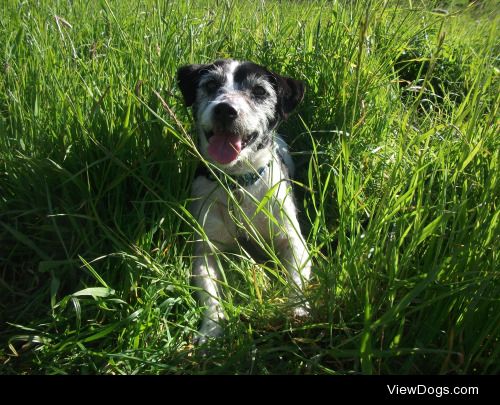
(204, 80), (219, 93)
(252, 85), (267, 97)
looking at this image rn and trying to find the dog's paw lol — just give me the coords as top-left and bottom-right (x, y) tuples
(293, 305), (310, 319)
(193, 318), (224, 346)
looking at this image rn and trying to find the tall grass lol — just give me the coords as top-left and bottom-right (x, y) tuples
(0, 0), (498, 374)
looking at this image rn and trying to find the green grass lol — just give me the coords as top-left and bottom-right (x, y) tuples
(0, 0), (498, 374)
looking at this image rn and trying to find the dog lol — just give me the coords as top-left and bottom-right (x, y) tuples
(177, 59), (311, 343)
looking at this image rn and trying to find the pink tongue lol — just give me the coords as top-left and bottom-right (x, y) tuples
(207, 134), (242, 164)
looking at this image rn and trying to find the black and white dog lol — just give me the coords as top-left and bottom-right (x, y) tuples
(177, 59), (311, 342)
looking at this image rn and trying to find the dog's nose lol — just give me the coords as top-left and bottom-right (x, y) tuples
(213, 103), (238, 124)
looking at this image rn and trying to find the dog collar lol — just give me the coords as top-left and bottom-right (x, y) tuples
(196, 161), (270, 189)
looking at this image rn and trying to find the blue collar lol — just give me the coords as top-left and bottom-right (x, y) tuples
(198, 161), (270, 189)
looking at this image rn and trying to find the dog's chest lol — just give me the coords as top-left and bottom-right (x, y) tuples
(190, 161), (290, 245)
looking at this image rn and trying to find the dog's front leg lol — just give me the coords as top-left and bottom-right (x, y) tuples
(276, 219), (311, 318)
(192, 241), (225, 343)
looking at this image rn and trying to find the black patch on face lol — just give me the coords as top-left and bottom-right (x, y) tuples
(177, 60), (229, 107)
(234, 61), (305, 122)
(234, 62), (274, 86)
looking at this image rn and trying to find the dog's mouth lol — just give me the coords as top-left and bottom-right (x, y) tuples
(205, 130), (257, 165)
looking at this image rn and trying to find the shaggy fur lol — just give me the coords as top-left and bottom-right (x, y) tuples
(177, 59), (311, 343)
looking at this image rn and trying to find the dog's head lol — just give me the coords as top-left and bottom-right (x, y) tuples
(177, 59), (305, 168)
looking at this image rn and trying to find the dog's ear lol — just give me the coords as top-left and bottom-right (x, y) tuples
(273, 74), (306, 120)
(177, 64), (210, 107)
